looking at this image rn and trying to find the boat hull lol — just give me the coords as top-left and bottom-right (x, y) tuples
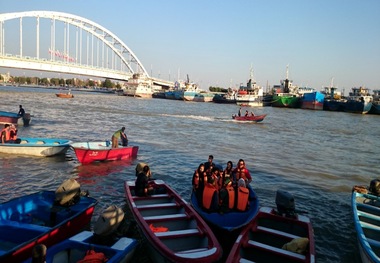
(352, 191), (380, 263)
(272, 94), (301, 108)
(369, 102), (380, 115)
(232, 114), (267, 123)
(0, 111), (31, 126)
(190, 185), (259, 232)
(124, 179), (222, 263)
(343, 100), (372, 114)
(71, 141), (139, 164)
(323, 99), (345, 111)
(0, 191), (97, 263)
(301, 92), (325, 110)
(23, 230), (138, 263)
(0, 137), (72, 156)
(56, 93), (74, 98)
(226, 207), (315, 263)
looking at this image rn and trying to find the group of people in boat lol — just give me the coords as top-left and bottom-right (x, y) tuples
(1, 123), (20, 144)
(192, 155), (252, 213)
(232, 107), (255, 119)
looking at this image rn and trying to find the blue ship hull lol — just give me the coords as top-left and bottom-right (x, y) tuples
(343, 101), (372, 114)
(301, 91), (325, 110)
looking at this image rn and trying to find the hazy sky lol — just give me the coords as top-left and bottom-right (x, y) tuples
(1, 0), (379, 91)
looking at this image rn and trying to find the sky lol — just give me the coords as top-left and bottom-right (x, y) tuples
(1, 0), (380, 92)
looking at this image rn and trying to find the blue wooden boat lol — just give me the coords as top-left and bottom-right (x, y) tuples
(352, 191), (380, 263)
(0, 110), (31, 126)
(190, 184), (259, 232)
(343, 87), (373, 114)
(23, 231), (138, 263)
(0, 137), (72, 156)
(0, 186), (97, 262)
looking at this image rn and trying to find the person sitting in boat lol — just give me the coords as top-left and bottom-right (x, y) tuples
(233, 159), (252, 186)
(9, 124), (21, 144)
(1, 124), (12, 144)
(192, 163), (207, 206)
(245, 110), (249, 117)
(250, 111), (255, 116)
(135, 165), (154, 197)
(219, 161), (236, 213)
(204, 155), (215, 173)
(235, 178), (250, 211)
(111, 126), (128, 148)
(202, 176), (219, 212)
(18, 105), (25, 117)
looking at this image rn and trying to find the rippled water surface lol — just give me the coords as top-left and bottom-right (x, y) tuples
(1, 86), (379, 262)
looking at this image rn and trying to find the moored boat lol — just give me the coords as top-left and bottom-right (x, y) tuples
(343, 87), (373, 114)
(232, 114), (267, 123)
(190, 92), (215, 102)
(0, 179), (97, 263)
(0, 110), (32, 126)
(272, 66), (302, 108)
(190, 184), (259, 232)
(123, 73), (160, 98)
(213, 90), (237, 104)
(71, 141), (139, 164)
(352, 184), (380, 263)
(124, 179), (222, 263)
(226, 190), (315, 263)
(236, 67), (265, 107)
(0, 137), (72, 156)
(301, 90), (325, 110)
(369, 90), (380, 115)
(23, 205), (138, 263)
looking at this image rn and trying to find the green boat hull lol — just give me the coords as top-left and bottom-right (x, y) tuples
(272, 94), (301, 108)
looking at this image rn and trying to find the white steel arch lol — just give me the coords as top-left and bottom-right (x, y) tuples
(0, 11), (149, 77)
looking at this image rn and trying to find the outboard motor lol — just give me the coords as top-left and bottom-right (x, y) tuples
(275, 190), (296, 218)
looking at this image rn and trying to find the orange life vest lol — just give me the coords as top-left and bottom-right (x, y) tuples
(226, 186), (235, 209)
(77, 250), (108, 263)
(1, 128), (10, 142)
(202, 183), (219, 210)
(236, 186), (249, 211)
(9, 127), (17, 140)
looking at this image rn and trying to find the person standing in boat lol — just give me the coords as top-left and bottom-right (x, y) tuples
(18, 105), (25, 117)
(238, 107), (242, 117)
(111, 127), (128, 148)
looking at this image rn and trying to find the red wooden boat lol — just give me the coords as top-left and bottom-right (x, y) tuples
(226, 190), (315, 263)
(56, 93), (74, 98)
(71, 141), (138, 164)
(124, 179), (222, 263)
(232, 114), (267, 122)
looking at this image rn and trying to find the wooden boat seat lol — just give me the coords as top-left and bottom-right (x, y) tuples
(155, 228), (199, 237)
(247, 240), (306, 260)
(143, 213), (187, 221)
(257, 226), (301, 239)
(137, 202), (177, 209)
(360, 221), (380, 231)
(357, 202), (380, 212)
(133, 193), (170, 200)
(358, 210), (380, 222)
(367, 238), (380, 248)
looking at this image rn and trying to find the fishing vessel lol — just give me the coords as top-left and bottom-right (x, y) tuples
(272, 65), (302, 108)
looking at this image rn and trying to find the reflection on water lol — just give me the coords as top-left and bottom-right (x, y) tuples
(1, 86), (379, 262)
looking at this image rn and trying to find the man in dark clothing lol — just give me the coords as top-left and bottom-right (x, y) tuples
(135, 165), (153, 197)
(204, 155), (215, 173)
(18, 105), (25, 117)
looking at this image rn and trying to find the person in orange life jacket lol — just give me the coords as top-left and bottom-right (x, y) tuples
(135, 165), (154, 197)
(233, 159), (252, 186)
(204, 155), (215, 173)
(193, 163), (207, 206)
(9, 124), (21, 144)
(219, 161), (236, 213)
(1, 124), (11, 144)
(202, 174), (219, 212)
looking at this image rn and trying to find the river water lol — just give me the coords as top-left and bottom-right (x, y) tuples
(1, 86), (379, 262)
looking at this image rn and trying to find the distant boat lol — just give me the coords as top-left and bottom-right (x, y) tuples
(369, 89), (380, 115)
(0, 181), (97, 262)
(343, 87), (373, 114)
(226, 190), (315, 263)
(124, 179), (222, 263)
(236, 67), (265, 107)
(0, 137), (72, 157)
(322, 81), (345, 111)
(123, 73), (160, 98)
(272, 65), (302, 108)
(0, 110), (32, 126)
(188, 92), (215, 102)
(71, 141), (139, 164)
(56, 93), (74, 98)
(352, 190), (380, 263)
(213, 90), (237, 104)
(232, 114), (267, 123)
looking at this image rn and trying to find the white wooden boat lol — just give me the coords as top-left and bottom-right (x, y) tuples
(352, 191), (380, 263)
(0, 137), (72, 156)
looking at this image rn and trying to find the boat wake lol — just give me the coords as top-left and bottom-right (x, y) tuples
(160, 114), (215, 121)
